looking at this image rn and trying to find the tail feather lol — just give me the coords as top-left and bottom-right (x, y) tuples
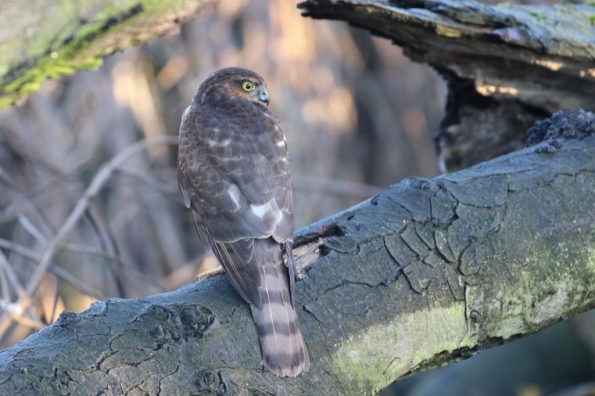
(250, 241), (309, 377)
(212, 236), (309, 376)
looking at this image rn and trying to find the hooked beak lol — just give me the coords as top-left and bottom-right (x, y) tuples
(255, 87), (269, 106)
(259, 93), (270, 106)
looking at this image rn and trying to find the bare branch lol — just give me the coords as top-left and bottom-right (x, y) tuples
(0, 136), (179, 337)
(0, 239), (103, 300)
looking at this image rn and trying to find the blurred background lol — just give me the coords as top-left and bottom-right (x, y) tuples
(0, 0), (593, 395)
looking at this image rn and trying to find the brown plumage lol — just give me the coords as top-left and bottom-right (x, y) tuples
(177, 67), (309, 377)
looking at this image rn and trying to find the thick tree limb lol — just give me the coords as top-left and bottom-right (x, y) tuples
(0, 111), (594, 395)
(299, 0), (595, 171)
(0, 0), (214, 108)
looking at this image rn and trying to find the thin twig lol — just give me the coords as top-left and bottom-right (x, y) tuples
(116, 167), (178, 197)
(0, 250), (44, 330)
(18, 215), (48, 244)
(0, 257), (9, 305)
(85, 205), (125, 297)
(1, 238), (165, 295)
(292, 175), (384, 199)
(0, 250), (28, 299)
(0, 239), (103, 299)
(58, 243), (167, 293)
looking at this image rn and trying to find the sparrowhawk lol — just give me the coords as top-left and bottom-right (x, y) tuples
(177, 67), (309, 377)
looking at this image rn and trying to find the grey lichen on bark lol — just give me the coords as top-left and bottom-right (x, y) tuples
(0, 0), (214, 109)
(0, 110), (594, 395)
(298, 0), (595, 171)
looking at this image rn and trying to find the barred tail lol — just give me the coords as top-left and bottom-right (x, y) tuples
(250, 251), (309, 377)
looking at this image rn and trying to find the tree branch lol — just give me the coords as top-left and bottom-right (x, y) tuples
(0, 111), (594, 395)
(0, 0), (215, 108)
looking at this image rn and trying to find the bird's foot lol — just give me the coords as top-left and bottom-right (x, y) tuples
(193, 265), (225, 282)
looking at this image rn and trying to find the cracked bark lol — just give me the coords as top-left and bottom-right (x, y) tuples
(298, 0), (595, 171)
(1, 110), (594, 395)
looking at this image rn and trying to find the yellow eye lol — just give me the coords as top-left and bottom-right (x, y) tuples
(242, 81), (255, 91)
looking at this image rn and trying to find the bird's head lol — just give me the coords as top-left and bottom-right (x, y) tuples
(196, 67), (270, 107)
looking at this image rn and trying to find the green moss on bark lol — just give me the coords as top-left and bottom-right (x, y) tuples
(0, 0), (210, 108)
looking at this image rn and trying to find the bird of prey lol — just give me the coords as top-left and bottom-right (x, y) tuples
(177, 67), (309, 377)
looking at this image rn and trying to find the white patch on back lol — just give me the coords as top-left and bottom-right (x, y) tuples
(250, 203), (269, 218)
(276, 140), (285, 147)
(228, 185), (241, 207)
(208, 133), (231, 147)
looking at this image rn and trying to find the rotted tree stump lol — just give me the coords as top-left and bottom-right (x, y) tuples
(299, 0), (595, 171)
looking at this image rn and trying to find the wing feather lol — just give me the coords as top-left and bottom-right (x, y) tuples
(210, 238), (262, 306)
